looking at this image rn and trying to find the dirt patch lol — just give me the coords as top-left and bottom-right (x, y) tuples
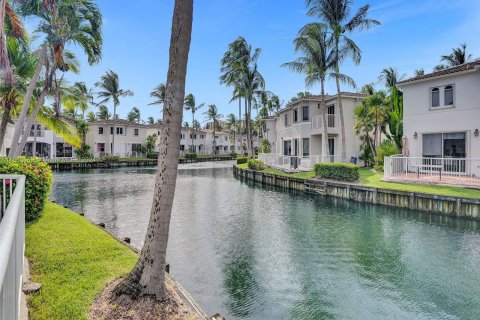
(89, 278), (204, 320)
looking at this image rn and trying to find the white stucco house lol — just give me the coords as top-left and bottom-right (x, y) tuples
(261, 92), (366, 169)
(385, 60), (480, 186)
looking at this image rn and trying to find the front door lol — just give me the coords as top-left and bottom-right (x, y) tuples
(283, 140), (292, 156)
(328, 138), (335, 162)
(293, 139), (299, 156)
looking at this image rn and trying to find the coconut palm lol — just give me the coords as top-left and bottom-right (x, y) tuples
(86, 111), (96, 122)
(203, 104), (223, 154)
(149, 83), (166, 107)
(184, 93), (204, 152)
(226, 113), (238, 153)
(96, 105), (110, 120)
(95, 70), (133, 155)
(378, 67), (405, 89)
(441, 43), (474, 67)
(414, 69), (425, 77)
(364, 90), (388, 152)
(112, 0), (193, 303)
(127, 107), (141, 123)
(307, 0), (380, 161)
(147, 116), (155, 125)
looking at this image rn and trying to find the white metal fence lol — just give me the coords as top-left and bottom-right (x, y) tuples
(258, 153), (341, 170)
(0, 175), (26, 320)
(384, 156), (480, 186)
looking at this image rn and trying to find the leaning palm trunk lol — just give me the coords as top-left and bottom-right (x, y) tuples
(238, 96), (242, 132)
(191, 112), (194, 152)
(9, 45), (47, 157)
(112, 104), (117, 155)
(112, 0), (193, 302)
(246, 99), (253, 158)
(334, 65), (347, 162)
(0, 95), (13, 152)
(320, 79), (329, 162)
(0, 0), (14, 86)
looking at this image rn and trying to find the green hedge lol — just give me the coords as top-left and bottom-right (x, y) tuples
(147, 152), (159, 159)
(237, 157), (248, 165)
(185, 153), (197, 159)
(314, 162), (359, 182)
(0, 157), (53, 222)
(247, 159), (266, 171)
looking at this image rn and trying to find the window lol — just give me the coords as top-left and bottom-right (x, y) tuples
(284, 114), (289, 126)
(132, 143), (143, 152)
(225, 136), (228, 141)
(431, 88), (440, 107)
(98, 127), (104, 135)
(327, 105), (335, 127)
(56, 143), (72, 158)
(97, 143), (105, 152)
(293, 108), (298, 123)
(158, 131), (160, 135)
(302, 106), (309, 121)
(110, 127), (114, 134)
(283, 140), (292, 156)
(302, 138), (310, 157)
(445, 85), (454, 105)
(180, 145), (185, 151)
(423, 132), (466, 158)
(134, 128), (139, 136)
(116, 127), (124, 135)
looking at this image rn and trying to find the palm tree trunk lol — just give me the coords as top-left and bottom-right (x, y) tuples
(246, 99), (253, 158)
(9, 45), (47, 157)
(320, 79), (329, 162)
(238, 96), (242, 132)
(335, 64), (347, 162)
(0, 0), (14, 87)
(213, 122), (216, 155)
(112, 0), (193, 302)
(112, 104), (116, 155)
(191, 111), (194, 152)
(0, 96), (12, 152)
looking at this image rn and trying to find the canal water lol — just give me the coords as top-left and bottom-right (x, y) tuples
(51, 164), (480, 320)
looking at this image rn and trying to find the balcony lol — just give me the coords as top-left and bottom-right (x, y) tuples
(311, 114), (338, 131)
(0, 175), (26, 320)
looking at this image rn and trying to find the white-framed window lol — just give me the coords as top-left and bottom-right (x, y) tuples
(302, 106), (309, 121)
(116, 127), (124, 135)
(431, 88), (440, 107)
(98, 127), (104, 135)
(134, 128), (139, 136)
(445, 85), (454, 105)
(284, 114), (289, 126)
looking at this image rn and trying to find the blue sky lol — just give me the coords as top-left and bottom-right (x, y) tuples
(26, 0), (480, 124)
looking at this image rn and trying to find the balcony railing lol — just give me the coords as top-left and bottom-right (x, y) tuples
(311, 114), (337, 130)
(258, 153), (341, 170)
(384, 156), (480, 187)
(0, 175), (26, 320)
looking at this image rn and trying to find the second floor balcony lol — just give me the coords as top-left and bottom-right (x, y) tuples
(311, 114), (338, 131)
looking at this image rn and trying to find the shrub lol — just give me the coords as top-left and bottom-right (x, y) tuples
(314, 162), (360, 182)
(247, 159), (266, 171)
(237, 157), (248, 165)
(0, 157), (53, 222)
(259, 139), (271, 153)
(376, 140), (400, 166)
(185, 152), (197, 159)
(229, 152), (237, 158)
(101, 154), (120, 162)
(374, 164), (384, 172)
(147, 152), (159, 159)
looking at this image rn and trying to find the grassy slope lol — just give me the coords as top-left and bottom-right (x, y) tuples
(26, 202), (138, 320)
(237, 163), (480, 199)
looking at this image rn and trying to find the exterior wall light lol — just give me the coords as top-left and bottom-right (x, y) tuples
(414, 132), (418, 139)
(475, 129), (479, 137)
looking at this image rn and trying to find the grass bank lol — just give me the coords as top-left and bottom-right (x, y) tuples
(237, 163), (480, 199)
(26, 202), (138, 320)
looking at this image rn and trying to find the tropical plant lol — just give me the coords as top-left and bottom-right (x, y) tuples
(95, 70), (133, 154)
(111, 0), (193, 303)
(203, 104), (223, 154)
(144, 133), (157, 153)
(259, 138), (271, 153)
(148, 83), (166, 107)
(96, 105), (110, 120)
(86, 111), (96, 122)
(127, 107), (141, 123)
(74, 120), (91, 158)
(288, 91), (312, 103)
(378, 67), (405, 89)
(364, 90), (388, 153)
(147, 116), (155, 125)
(225, 113), (238, 152)
(438, 43), (474, 70)
(307, 0), (380, 161)
(414, 68), (425, 76)
(184, 93), (204, 152)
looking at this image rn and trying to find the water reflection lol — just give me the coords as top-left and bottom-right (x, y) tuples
(52, 167), (480, 320)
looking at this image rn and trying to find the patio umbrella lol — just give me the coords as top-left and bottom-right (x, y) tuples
(402, 136), (409, 157)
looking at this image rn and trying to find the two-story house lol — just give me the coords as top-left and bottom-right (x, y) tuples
(262, 92), (365, 168)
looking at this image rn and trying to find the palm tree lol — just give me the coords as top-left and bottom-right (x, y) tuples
(378, 67), (405, 90)
(364, 90), (388, 153)
(184, 93), (204, 152)
(95, 70), (133, 155)
(127, 107), (141, 123)
(149, 83), (166, 107)
(112, 0), (193, 303)
(441, 43), (473, 67)
(10, 0), (103, 157)
(414, 68), (425, 77)
(86, 111), (96, 122)
(283, 22), (342, 159)
(147, 116), (155, 125)
(203, 104), (223, 154)
(226, 113), (238, 153)
(96, 105), (110, 120)
(307, 0), (380, 161)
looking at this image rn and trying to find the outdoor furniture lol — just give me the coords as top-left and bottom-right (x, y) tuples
(411, 164), (443, 180)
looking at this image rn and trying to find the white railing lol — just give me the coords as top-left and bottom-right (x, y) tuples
(0, 175), (26, 320)
(384, 156), (480, 186)
(311, 115), (338, 130)
(258, 153), (342, 170)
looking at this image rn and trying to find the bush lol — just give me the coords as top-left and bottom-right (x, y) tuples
(237, 157), (248, 165)
(229, 152), (237, 158)
(185, 152), (197, 159)
(374, 164), (384, 172)
(0, 157), (53, 222)
(101, 154), (120, 162)
(377, 140), (400, 166)
(259, 139), (272, 153)
(147, 152), (159, 159)
(314, 162), (360, 182)
(247, 159), (266, 171)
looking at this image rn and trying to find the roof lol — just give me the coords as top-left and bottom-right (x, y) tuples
(398, 60), (480, 85)
(90, 119), (147, 127)
(281, 92), (367, 112)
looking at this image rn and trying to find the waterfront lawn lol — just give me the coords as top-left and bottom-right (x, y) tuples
(238, 164), (480, 199)
(26, 202), (138, 320)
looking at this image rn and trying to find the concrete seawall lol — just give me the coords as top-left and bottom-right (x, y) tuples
(233, 166), (480, 220)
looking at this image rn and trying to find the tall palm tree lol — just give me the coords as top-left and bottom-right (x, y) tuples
(283, 22), (343, 159)
(10, 0), (103, 157)
(147, 116), (155, 125)
(149, 83), (166, 108)
(441, 43), (474, 67)
(378, 67), (405, 90)
(86, 111), (96, 122)
(184, 93), (204, 152)
(414, 68), (425, 77)
(307, 0), (380, 161)
(203, 104), (223, 154)
(112, 0), (193, 303)
(95, 70), (133, 155)
(364, 90), (388, 153)
(96, 105), (110, 120)
(226, 113), (238, 153)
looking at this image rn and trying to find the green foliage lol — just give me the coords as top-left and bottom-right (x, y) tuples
(74, 145), (92, 159)
(259, 139), (272, 153)
(0, 157), (52, 222)
(100, 154), (119, 162)
(185, 152), (197, 159)
(376, 140), (400, 167)
(247, 159), (266, 171)
(147, 152), (159, 159)
(144, 134), (157, 153)
(229, 152), (237, 157)
(237, 157), (248, 165)
(314, 162), (360, 182)
(373, 164), (384, 172)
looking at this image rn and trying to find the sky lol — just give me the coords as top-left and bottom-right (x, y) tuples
(25, 0), (480, 124)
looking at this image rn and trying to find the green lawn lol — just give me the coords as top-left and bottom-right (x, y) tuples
(26, 202), (138, 320)
(237, 164), (480, 199)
